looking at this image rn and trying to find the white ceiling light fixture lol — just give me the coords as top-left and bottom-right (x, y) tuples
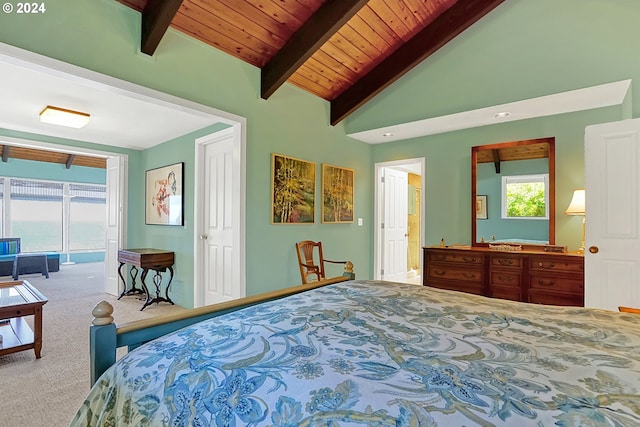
(39, 105), (90, 128)
(493, 111), (510, 119)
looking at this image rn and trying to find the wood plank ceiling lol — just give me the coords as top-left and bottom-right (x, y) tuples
(116, 0), (505, 125)
(0, 145), (106, 169)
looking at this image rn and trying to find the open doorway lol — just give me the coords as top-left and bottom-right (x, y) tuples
(374, 158), (425, 284)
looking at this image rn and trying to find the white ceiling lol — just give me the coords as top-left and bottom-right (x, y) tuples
(0, 43), (631, 151)
(348, 79), (632, 144)
(0, 43), (228, 151)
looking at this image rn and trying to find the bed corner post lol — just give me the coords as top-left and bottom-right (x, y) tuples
(90, 300), (116, 386)
(343, 261), (355, 280)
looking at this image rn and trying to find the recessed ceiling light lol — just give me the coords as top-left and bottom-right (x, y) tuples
(493, 111), (511, 119)
(382, 132), (394, 137)
(39, 105), (90, 128)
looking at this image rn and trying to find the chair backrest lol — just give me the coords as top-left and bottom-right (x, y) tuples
(295, 240), (326, 284)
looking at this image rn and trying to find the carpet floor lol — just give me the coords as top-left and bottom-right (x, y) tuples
(0, 262), (186, 426)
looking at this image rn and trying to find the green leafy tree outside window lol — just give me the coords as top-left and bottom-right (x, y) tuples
(506, 182), (546, 217)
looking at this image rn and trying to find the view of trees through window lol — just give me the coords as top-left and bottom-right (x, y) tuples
(502, 174), (548, 219)
(2, 177), (106, 253)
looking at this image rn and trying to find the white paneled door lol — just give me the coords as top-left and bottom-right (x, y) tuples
(199, 130), (243, 306)
(104, 155), (125, 296)
(382, 167), (408, 280)
(585, 118), (640, 310)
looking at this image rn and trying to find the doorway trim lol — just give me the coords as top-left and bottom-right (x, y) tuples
(374, 157), (426, 281)
(193, 124), (246, 307)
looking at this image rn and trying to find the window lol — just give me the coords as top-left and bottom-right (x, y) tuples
(501, 174), (548, 219)
(69, 184), (106, 251)
(10, 178), (63, 252)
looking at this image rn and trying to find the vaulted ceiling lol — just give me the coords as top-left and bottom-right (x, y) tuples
(115, 0), (505, 125)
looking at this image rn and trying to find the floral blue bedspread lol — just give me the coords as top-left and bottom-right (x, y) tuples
(70, 280), (640, 426)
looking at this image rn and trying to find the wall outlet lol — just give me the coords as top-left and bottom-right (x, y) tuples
(357, 218), (363, 226)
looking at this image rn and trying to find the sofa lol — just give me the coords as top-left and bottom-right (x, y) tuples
(0, 237), (60, 277)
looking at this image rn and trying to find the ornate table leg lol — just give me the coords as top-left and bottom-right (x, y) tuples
(139, 267), (175, 310)
(118, 263), (144, 300)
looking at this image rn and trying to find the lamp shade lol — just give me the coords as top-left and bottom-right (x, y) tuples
(565, 189), (585, 215)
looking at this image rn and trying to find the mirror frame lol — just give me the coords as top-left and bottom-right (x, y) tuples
(471, 137), (556, 247)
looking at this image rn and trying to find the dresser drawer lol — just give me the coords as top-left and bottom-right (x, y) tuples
(428, 251), (484, 266)
(529, 256), (583, 274)
(427, 265), (483, 283)
(490, 254), (523, 269)
(489, 285), (522, 301)
(528, 291), (583, 307)
(529, 275), (584, 293)
(490, 270), (521, 287)
(428, 280), (485, 296)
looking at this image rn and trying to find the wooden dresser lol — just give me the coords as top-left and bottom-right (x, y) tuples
(423, 247), (584, 306)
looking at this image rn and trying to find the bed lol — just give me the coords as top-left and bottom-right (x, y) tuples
(72, 279), (640, 426)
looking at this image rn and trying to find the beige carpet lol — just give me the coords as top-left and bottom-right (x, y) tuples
(0, 263), (186, 427)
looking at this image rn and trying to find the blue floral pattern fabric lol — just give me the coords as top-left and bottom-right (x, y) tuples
(71, 280), (640, 426)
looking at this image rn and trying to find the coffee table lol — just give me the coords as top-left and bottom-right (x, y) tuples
(0, 280), (48, 358)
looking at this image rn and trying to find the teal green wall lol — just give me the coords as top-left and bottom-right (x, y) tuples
(0, 0), (372, 307)
(1, 0), (638, 306)
(476, 158), (549, 243)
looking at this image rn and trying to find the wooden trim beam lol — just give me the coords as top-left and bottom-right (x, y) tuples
(141, 0), (183, 56)
(492, 149), (501, 173)
(330, 0), (506, 125)
(261, 0), (369, 100)
(66, 154), (76, 169)
(1, 145), (9, 162)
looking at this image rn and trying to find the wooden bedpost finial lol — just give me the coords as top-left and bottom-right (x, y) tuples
(344, 261), (353, 274)
(92, 300), (114, 326)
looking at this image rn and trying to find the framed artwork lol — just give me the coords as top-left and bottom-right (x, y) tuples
(476, 195), (488, 220)
(322, 163), (354, 223)
(145, 162), (184, 226)
(271, 153), (315, 224)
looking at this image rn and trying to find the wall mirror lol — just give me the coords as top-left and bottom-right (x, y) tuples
(471, 137), (555, 247)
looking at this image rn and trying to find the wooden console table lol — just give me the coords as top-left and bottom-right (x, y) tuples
(117, 248), (175, 311)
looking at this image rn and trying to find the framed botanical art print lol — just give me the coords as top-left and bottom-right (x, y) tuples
(145, 162), (184, 226)
(271, 153), (315, 224)
(322, 163), (354, 223)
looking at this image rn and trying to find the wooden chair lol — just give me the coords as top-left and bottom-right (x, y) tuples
(618, 306), (640, 314)
(295, 240), (354, 284)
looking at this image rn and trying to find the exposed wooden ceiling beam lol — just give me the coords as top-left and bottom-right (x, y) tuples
(492, 149), (501, 173)
(2, 145), (9, 162)
(260, 0), (369, 100)
(330, 0), (506, 125)
(66, 154), (76, 170)
(141, 0), (183, 56)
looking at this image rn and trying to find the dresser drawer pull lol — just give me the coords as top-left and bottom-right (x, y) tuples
(433, 270), (446, 276)
(498, 275), (513, 281)
(433, 255), (445, 261)
(536, 279), (555, 286)
(462, 257), (477, 263)
(498, 259), (514, 265)
(464, 273), (477, 279)
(538, 262), (555, 268)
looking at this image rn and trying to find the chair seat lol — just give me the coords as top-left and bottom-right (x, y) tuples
(13, 253), (49, 280)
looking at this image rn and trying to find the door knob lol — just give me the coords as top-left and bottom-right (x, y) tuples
(588, 246), (599, 254)
(199, 234), (208, 240)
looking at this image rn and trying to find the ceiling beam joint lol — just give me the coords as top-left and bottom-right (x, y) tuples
(2, 145), (9, 163)
(261, 0), (369, 100)
(330, 0), (506, 125)
(492, 149), (501, 173)
(66, 154), (76, 169)
(141, 0), (184, 56)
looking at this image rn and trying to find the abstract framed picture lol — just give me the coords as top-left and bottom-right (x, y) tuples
(322, 163), (354, 223)
(271, 153), (315, 224)
(145, 162), (184, 226)
(476, 194), (488, 220)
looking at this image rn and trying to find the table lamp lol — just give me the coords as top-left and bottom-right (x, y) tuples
(565, 189), (585, 254)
